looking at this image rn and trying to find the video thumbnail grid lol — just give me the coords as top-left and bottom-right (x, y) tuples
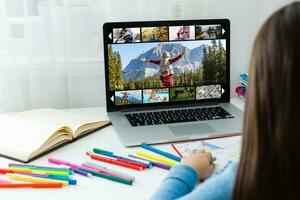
(112, 24), (222, 44)
(114, 85), (222, 106)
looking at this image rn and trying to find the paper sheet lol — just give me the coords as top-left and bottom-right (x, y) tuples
(172, 136), (242, 174)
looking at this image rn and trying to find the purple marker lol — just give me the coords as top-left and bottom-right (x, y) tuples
(72, 168), (92, 177)
(128, 155), (171, 170)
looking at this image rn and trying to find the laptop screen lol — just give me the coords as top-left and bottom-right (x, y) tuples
(103, 19), (230, 111)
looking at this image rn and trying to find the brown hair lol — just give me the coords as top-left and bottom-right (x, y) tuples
(233, 2), (300, 200)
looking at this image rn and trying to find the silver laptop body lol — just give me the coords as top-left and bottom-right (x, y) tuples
(103, 19), (243, 146)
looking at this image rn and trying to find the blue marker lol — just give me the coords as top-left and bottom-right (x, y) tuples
(141, 143), (181, 162)
(203, 141), (223, 150)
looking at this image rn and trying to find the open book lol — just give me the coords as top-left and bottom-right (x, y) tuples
(0, 108), (111, 163)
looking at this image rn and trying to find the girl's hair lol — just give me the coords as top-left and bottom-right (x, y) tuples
(233, 2), (300, 200)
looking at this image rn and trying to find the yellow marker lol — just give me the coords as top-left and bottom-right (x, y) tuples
(6, 173), (69, 186)
(136, 150), (179, 166)
(8, 167), (70, 176)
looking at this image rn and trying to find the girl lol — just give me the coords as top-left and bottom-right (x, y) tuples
(151, 2), (300, 200)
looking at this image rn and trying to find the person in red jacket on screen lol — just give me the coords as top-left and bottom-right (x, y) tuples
(141, 49), (186, 87)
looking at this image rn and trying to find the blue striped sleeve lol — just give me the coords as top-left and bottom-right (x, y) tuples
(150, 162), (238, 200)
(150, 165), (199, 200)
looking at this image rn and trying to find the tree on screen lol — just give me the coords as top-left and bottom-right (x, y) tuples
(174, 40), (226, 86)
(202, 40), (226, 84)
(115, 52), (124, 89)
(108, 46), (124, 91)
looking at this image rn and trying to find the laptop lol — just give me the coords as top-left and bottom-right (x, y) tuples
(103, 19), (243, 146)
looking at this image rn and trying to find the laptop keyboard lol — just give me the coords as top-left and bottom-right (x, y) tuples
(125, 106), (234, 127)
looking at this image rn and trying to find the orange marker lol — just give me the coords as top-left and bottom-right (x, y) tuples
(0, 182), (64, 188)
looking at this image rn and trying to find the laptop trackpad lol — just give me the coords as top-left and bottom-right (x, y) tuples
(168, 123), (215, 137)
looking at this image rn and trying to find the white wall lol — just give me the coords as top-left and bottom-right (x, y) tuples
(0, 0), (294, 112)
(185, 0), (291, 96)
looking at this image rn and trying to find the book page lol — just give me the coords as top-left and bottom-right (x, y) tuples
(172, 136), (242, 174)
(16, 108), (102, 135)
(0, 114), (71, 161)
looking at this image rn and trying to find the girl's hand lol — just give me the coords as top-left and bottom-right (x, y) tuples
(181, 150), (215, 180)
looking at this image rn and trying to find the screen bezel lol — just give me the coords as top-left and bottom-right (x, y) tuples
(103, 19), (230, 112)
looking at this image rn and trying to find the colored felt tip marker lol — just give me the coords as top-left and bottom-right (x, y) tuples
(9, 164), (73, 173)
(113, 157), (148, 169)
(6, 173), (69, 186)
(128, 155), (171, 170)
(33, 175), (77, 185)
(1, 168), (31, 174)
(78, 167), (133, 185)
(135, 150), (179, 166)
(86, 152), (143, 171)
(48, 157), (91, 177)
(15, 172), (70, 180)
(92, 148), (114, 155)
(8, 167), (70, 176)
(0, 179), (11, 184)
(141, 143), (182, 162)
(118, 155), (153, 167)
(0, 182), (64, 188)
(108, 155), (148, 169)
(93, 148), (151, 168)
(48, 157), (79, 169)
(72, 168), (92, 177)
(15, 172), (48, 177)
(85, 162), (135, 180)
(81, 163), (133, 181)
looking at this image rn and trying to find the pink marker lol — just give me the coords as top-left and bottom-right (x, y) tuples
(81, 163), (134, 181)
(0, 179), (11, 184)
(48, 157), (91, 177)
(48, 157), (79, 169)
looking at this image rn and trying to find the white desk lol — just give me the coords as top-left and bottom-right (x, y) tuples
(0, 98), (244, 200)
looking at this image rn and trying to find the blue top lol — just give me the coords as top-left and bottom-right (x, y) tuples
(150, 161), (238, 200)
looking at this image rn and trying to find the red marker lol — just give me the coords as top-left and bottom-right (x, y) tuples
(115, 158), (148, 169)
(0, 169), (14, 174)
(86, 152), (143, 171)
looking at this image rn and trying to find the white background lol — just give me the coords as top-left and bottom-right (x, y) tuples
(0, 0), (294, 112)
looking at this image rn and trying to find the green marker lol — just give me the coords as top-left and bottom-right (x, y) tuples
(93, 148), (113, 155)
(78, 167), (133, 185)
(47, 174), (71, 179)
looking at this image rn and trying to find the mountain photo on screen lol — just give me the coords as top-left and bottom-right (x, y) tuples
(108, 39), (226, 91)
(115, 90), (142, 106)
